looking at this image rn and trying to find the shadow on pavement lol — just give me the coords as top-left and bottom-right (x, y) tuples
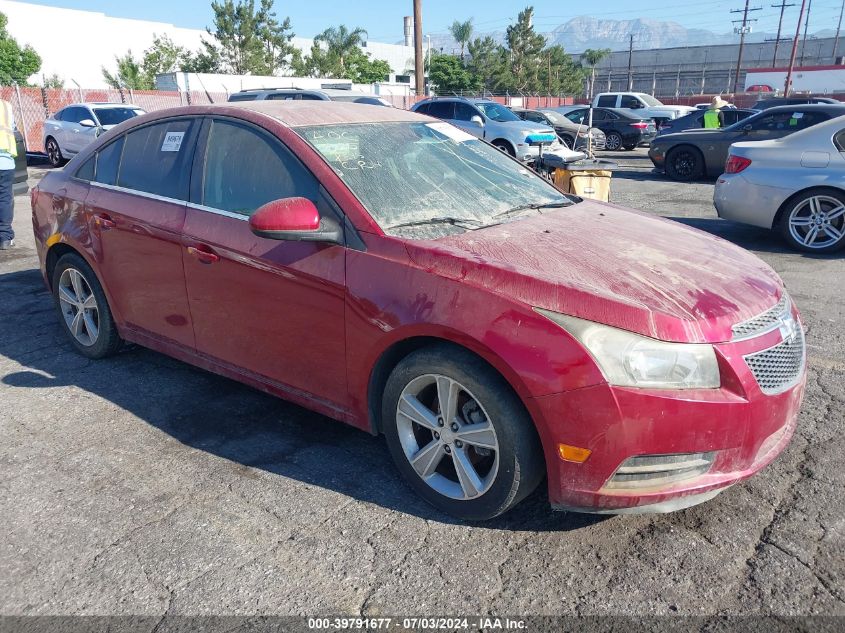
(0, 266), (606, 533)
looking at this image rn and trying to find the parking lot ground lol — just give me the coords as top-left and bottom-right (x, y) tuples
(1, 159), (844, 618)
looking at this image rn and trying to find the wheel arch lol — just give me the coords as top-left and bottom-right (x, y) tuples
(665, 143), (706, 177)
(490, 138), (516, 155)
(45, 242), (84, 289)
(772, 185), (845, 230)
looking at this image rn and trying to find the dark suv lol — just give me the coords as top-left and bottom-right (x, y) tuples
(227, 88), (392, 106)
(754, 96), (841, 109)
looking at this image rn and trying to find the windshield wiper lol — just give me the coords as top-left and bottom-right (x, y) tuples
(493, 201), (571, 219)
(385, 217), (484, 230)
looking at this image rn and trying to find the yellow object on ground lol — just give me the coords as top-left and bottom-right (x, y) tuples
(553, 168), (612, 202)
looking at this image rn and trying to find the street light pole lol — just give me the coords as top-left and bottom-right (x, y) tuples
(784, 0), (808, 95)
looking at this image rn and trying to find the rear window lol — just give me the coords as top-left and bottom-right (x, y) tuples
(228, 93), (259, 102)
(427, 101), (454, 119)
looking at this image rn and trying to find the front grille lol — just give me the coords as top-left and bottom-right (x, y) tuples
(604, 452), (716, 490)
(744, 327), (805, 395)
(732, 293), (790, 340)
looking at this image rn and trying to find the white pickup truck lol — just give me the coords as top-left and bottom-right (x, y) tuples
(591, 92), (696, 126)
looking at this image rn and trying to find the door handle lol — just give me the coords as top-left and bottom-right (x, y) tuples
(93, 213), (116, 229)
(187, 245), (220, 264)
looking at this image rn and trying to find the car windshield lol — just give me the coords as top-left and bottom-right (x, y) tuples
(639, 94), (663, 107)
(297, 121), (572, 238)
(538, 110), (568, 125)
(475, 102), (521, 122)
(94, 107), (145, 126)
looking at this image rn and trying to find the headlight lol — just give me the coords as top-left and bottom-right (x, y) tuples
(535, 309), (720, 389)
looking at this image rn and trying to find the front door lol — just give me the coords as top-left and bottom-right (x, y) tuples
(84, 118), (199, 348)
(181, 117), (347, 409)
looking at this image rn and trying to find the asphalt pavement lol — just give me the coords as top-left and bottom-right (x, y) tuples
(1, 155), (843, 620)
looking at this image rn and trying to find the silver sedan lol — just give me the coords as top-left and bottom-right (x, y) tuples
(714, 115), (845, 253)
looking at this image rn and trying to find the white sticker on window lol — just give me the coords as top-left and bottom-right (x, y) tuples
(426, 122), (475, 142)
(161, 131), (185, 152)
(792, 112), (804, 119)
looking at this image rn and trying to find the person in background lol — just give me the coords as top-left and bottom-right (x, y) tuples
(703, 96), (728, 129)
(0, 98), (17, 250)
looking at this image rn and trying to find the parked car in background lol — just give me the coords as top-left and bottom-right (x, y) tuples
(511, 107), (606, 150)
(754, 96), (840, 109)
(30, 101), (804, 519)
(412, 96), (562, 162)
(14, 128), (27, 195)
(228, 87), (393, 106)
(591, 92), (696, 126)
(42, 103), (145, 167)
(656, 108), (757, 136)
(746, 84), (775, 93)
(561, 107), (657, 150)
(714, 115), (845, 253)
(649, 103), (845, 181)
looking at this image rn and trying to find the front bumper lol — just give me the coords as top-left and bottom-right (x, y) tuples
(714, 173), (792, 230)
(531, 317), (806, 514)
(648, 145), (666, 169)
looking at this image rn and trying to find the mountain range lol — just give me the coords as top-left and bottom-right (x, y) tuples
(425, 15), (835, 54)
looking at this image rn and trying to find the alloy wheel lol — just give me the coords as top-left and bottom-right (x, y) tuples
(788, 195), (845, 249)
(46, 139), (61, 166)
(672, 150), (697, 179)
(605, 133), (622, 151)
(58, 268), (100, 346)
(395, 374), (499, 500)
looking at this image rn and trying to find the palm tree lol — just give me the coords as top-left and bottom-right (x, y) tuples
(580, 48), (611, 99)
(450, 19), (473, 61)
(315, 25), (367, 73)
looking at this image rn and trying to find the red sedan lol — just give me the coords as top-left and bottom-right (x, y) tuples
(30, 102), (806, 519)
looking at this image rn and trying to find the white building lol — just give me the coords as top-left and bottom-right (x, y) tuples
(0, 0), (416, 88)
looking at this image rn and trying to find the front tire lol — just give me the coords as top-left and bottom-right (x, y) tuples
(778, 189), (845, 253)
(604, 132), (623, 151)
(45, 137), (65, 167)
(492, 140), (516, 157)
(665, 146), (703, 181)
(52, 253), (122, 358)
(382, 345), (544, 520)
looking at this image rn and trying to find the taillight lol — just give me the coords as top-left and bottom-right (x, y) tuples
(725, 155), (752, 174)
(630, 122), (649, 129)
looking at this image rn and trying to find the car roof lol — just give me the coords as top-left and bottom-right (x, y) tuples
(192, 100), (422, 126)
(761, 103), (845, 112)
(65, 102), (142, 108)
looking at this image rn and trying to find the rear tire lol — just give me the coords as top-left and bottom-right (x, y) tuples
(665, 145), (703, 181)
(778, 188), (845, 253)
(45, 137), (65, 167)
(52, 253), (122, 359)
(382, 345), (544, 521)
(622, 142), (637, 150)
(604, 132), (623, 151)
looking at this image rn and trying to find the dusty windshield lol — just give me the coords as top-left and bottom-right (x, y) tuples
(476, 102), (521, 122)
(296, 121), (572, 238)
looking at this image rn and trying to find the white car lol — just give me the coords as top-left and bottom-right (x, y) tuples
(592, 92), (695, 126)
(42, 103), (145, 166)
(714, 115), (845, 253)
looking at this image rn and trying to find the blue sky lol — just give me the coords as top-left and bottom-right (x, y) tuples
(18, 0), (845, 42)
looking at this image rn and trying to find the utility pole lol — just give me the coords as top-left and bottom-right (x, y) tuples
(731, 1), (762, 94)
(800, 0), (812, 66)
(771, 2), (795, 66)
(834, 0), (845, 62)
(785, 0), (808, 94)
(413, 0), (424, 96)
(627, 34), (634, 90)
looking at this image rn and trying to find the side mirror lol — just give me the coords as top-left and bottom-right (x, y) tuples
(470, 115), (484, 127)
(79, 118), (97, 128)
(249, 197), (342, 244)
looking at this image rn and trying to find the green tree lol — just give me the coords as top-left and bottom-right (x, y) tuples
(181, 44), (222, 73)
(0, 11), (41, 85)
(40, 73), (64, 88)
(466, 36), (508, 92)
(505, 6), (546, 92)
(429, 53), (474, 94)
(346, 49), (391, 83)
(449, 19), (473, 61)
(540, 45), (584, 96)
(580, 48), (611, 99)
(314, 25), (367, 74)
(141, 34), (191, 86)
(102, 51), (153, 90)
(205, 0), (295, 74)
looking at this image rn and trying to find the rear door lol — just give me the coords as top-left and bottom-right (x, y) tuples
(84, 118), (199, 348)
(181, 117), (347, 406)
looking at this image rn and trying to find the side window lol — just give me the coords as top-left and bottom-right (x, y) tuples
(597, 95), (616, 107)
(267, 93), (296, 100)
(52, 108), (65, 121)
(620, 95), (640, 108)
(298, 94), (323, 100)
(94, 137), (125, 186)
(453, 102), (479, 121)
(117, 120), (196, 200)
(564, 109), (586, 124)
(591, 110), (608, 121)
(523, 112), (543, 123)
(790, 111), (829, 130)
(427, 101), (455, 119)
(415, 103), (430, 114)
(834, 129), (845, 152)
(63, 107), (84, 124)
(201, 119), (318, 216)
(75, 155), (95, 181)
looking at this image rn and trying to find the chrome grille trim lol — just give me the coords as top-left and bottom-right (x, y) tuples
(732, 293), (790, 341)
(743, 326), (806, 395)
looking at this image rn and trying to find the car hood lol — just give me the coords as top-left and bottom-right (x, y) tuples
(403, 201), (782, 343)
(503, 120), (556, 135)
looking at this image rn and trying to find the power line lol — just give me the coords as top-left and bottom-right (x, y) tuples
(731, 1), (763, 92)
